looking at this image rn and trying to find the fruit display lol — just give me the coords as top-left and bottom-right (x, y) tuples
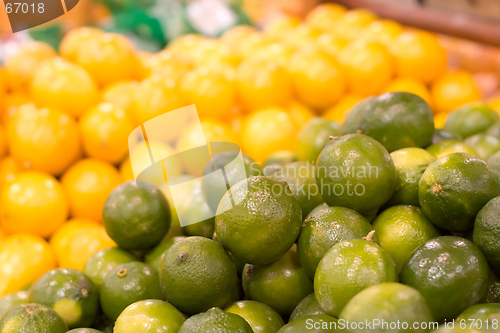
(2, 2), (500, 332)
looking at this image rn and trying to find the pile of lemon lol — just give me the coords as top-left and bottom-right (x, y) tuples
(0, 3), (498, 296)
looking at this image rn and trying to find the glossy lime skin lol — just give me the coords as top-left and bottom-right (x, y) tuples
(385, 147), (436, 207)
(457, 303), (500, 322)
(114, 299), (186, 333)
(432, 129), (463, 144)
(444, 102), (499, 138)
(473, 196), (500, 273)
(67, 329), (103, 333)
(0, 303), (68, 333)
(339, 282), (434, 333)
(419, 153), (500, 232)
(242, 248), (313, 317)
(213, 233), (245, 276)
(179, 189), (215, 238)
(297, 206), (374, 278)
(100, 262), (163, 321)
(306, 203), (329, 219)
(372, 205), (440, 271)
(314, 238), (398, 317)
(289, 294), (326, 322)
(315, 134), (396, 215)
(464, 133), (500, 160)
(144, 237), (185, 272)
(481, 271), (500, 303)
(262, 151), (297, 168)
(160, 237), (238, 316)
(426, 140), (478, 158)
(277, 315), (338, 333)
(102, 181), (171, 250)
(83, 247), (137, 288)
(178, 307), (253, 333)
(342, 96), (376, 135)
(487, 151), (500, 176)
(0, 291), (29, 319)
(269, 161), (325, 217)
(487, 121), (500, 137)
(430, 327), (483, 333)
(400, 236), (489, 322)
(29, 268), (98, 329)
(225, 301), (285, 333)
(296, 118), (341, 164)
(215, 176), (302, 265)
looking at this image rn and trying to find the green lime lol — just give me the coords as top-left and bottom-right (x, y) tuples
(430, 326), (483, 333)
(268, 161), (325, 217)
(277, 315), (338, 333)
(419, 153), (500, 232)
(296, 118), (341, 164)
(225, 300), (285, 333)
(316, 134), (396, 215)
(400, 236), (489, 322)
(473, 196), (500, 273)
(67, 329), (103, 333)
(83, 247), (137, 288)
(29, 268), (98, 329)
(426, 140), (478, 158)
(339, 282), (433, 333)
(100, 262), (163, 321)
(202, 152), (262, 213)
(444, 102), (499, 138)
(160, 185), (186, 240)
(114, 299), (186, 333)
(314, 232), (398, 317)
(487, 121), (500, 137)
(487, 151), (500, 176)
(342, 96), (376, 135)
(213, 233), (245, 276)
(297, 206), (374, 278)
(178, 307), (253, 333)
(385, 147), (436, 207)
(432, 129), (463, 144)
(242, 247), (313, 317)
(144, 236), (186, 272)
(102, 181), (171, 250)
(0, 303), (68, 333)
(372, 205), (440, 271)
(289, 294), (326, 321)
(215, 176), (302, 265)
(262, 151), (297, 168)
(481, 271), (500, 303)
(305, 203), (329, 219)
(464, 133), (500, 160)
(0, 291), (29, 319)
(457, 303), (500, 323)
(160, 236), (238, 315)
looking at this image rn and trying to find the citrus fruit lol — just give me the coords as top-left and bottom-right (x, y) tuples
(176, 180), (215, 238)
(341, 96), (376, 134)
(102, 181), (171, 250)
(305, 4), (347, 32)
(0, 125), (7, 159)
(444, 102), (498, 139)
(385, 147), (437, 207)
(288, 100), (315, 130)
(457, 303), (500, 326)
(225, 300), (285, 333)
(314, 34), (348, 58)
(488, 151), (500, 176)
(67, 329), (103, 333)
(0, 303), (67, 333)
(262, 151), (297, 169)
(264, 15), (301, 40)
(339, 282), (433, 333)
(434, 112), (448, 129)
(290, 294), (326, 322)
(432, 129), (462, 144)
(381, 77), (434, 110)
(481, 271), (500, 303)
(215, 176), (302, 265)
(277, 314), (338, 333)
(426, 140), (478, 158)
(0, 172), (68, 237)
(159, 236), (238, 315)
(297, 206), (374, 278)
(432, 71), (481, 113)
(359, 19), (404, 46)
(178, 307), (253, 333)
(144, 236), (185, 272)
(0, 156), (21, 190)
(334, 8), (378, 41)
(296, 118), (341, 164)
(83, 247), (137, 288)
(29, 268), (99, 328)
(62, 159), (121, 222)
(314, 232), (398, 317)
(137, 49), (190, 81)
(59, 27), (104, 62)
(473, 196), (500, 273)
(0, 291), (30, 319)
(464, 133), (500, 160)
(487, 121), (500, 137)
(100, 262), (163, 321)
(101, 80), (138, 115)
(251, 42), (295, 69)
(400, 236), (489, 321)
(419, 153), (500, 231)
(114, 299), (186, 333)
(315, 134), (396, 215)
(372, 205), (440, 271)
(79, 103), (136, 164)
(322, 94), (363, 123)
(6, 105), (81, 175)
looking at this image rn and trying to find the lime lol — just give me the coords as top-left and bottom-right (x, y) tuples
(487, 121), (500, 138)
(102, 181), (171, 250)
(159, 236), (238, 315)
(144, 236), (185, 272)
(225, 300), (285, 333)
(487, 151), (500, 176)
(297, 206), (374, 278)
(432, 129), (462, 144)
(314, 232), (398, 317)
(268, 162), (325, 217)
(473, 196), (500, 273)
(426, 140), (478, 158)
(400, 236), (489, 321)
(114, 299), (186, 333)
(242, 247), (313, 317)
(341, 96), (376, 135)
(262, 151), (297, 168)
(339, 283), (433, 333)
(213, 233), (245, 276)
(100, 262), (163, 321)
(0, 291), (29, 319)
(457, 303), (500, 323)
(316, 134), (396, 215)
(83, 247), (137, 288)
(372, 205), (440, 271)
(215, 176), (302, 265)
(482, 271), (500, 303)
(419, 153), (500, 232)
(464, 133), (500, 160)
(178, 307), (253, 333)
(29, 268), (98, 329)
(385, 147), (436, 207)
(305, 203), (329, 219)
(67, 329), (103, 333)
(289, 294), (326, 321)
(0, 303), (68, 333)
(277, 315), (338, 333)
(430, 327), (483, 333)
(444, 102), (499, 138)
(296, 118), (341, 164)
